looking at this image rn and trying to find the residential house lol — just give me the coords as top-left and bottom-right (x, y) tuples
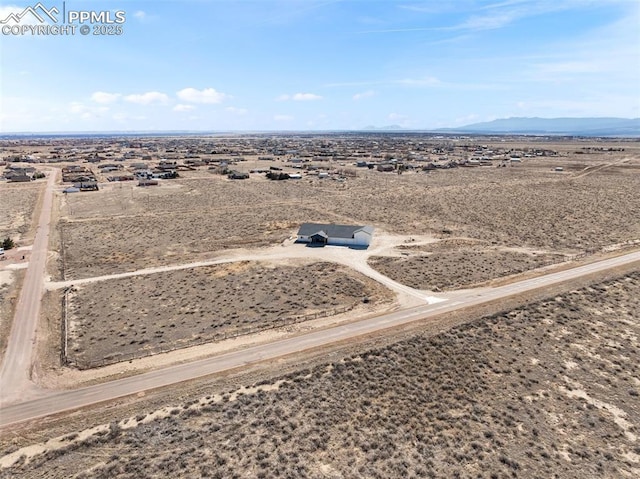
(296, 223), (374, 247)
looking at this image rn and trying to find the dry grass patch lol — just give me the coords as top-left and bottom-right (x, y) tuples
(61, 177), (302, 220)
(0, 184), (41, 240)
(66, 261), (393, 368)
(318, 167), (640, 251)
(0, 270), (22, 361)
(369, 247), (564, 290)
(59, 204), (341, 279)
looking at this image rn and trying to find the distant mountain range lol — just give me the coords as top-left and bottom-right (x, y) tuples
(3, 117), (639, 138)
(438, 117), (640, 136)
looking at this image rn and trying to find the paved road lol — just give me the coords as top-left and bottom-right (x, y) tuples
(0, 170), (58, 400)
(1, 249), (638, 427)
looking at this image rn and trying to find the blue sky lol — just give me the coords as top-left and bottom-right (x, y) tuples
(1, 0), (639, 132)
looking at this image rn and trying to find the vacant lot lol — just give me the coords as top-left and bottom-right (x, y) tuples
(59, 202), (345, 280)
(67, 261), (393, 368)
(58, 162), (640, 281)
(0, 184), (41, 241)
(322, 165), (640, 252)
(6, 271), (638, 478)
(0, 270), (21, 362)
(369, 247), (565, 290)
(61, 177), (309, 219)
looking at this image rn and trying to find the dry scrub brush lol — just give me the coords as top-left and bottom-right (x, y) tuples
(309, 168), (640, 252)
(67, 261), (392, 367)
(8, 272), (639, 478)
(369, 248), (564, 290)
(0, 185), (40, 239)
(59, 204), (336, 279)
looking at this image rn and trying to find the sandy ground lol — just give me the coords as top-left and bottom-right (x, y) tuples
(47, 231), (444, 306)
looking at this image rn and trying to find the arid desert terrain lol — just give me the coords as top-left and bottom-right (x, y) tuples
(0, 134), (638, 478)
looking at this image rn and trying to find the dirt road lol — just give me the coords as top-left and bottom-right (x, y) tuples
(1, 249), (638, 427)
(0, 170), (58, 402)
(45, 234), (444, 307)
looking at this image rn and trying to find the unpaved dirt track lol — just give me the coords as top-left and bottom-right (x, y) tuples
(45, 236), (445, 306)
(0, 170), (58, 402)
(1, 249), (638, 427)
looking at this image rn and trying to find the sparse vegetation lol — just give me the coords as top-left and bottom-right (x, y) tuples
(58, 161), (640, 281)
(369, 246), (565, 290)
(0, 184), (41, 241)
(66, 261), (393, 367)
(3, 137), (639, 478)
(5, 272), (639, 478)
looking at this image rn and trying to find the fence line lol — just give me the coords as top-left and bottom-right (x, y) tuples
(66, 302), (358, 370)
(59, 226), (66, 281)
(60, 287), (69, 366)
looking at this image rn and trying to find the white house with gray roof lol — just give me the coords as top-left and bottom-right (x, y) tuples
(296, 223), (374, 247)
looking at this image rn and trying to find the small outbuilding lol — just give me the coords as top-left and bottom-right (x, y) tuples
(296, 223), (374, 247)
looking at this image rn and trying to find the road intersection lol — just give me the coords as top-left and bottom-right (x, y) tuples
(1, 248), (638, 427)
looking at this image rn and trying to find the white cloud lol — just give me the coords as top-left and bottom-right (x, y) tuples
(0, 5), (21, 22)
(124, 91), (169, 105)
(449, 1), (614, 33)
(91, 91), (121, 104)
(510, 96), (639, 118)
(458, 11), (519, 31)
(387, 112), (413, 128)
(177, 87), (228, 104)
(225, 106), (247, 115)
(173, 104), (195, 112)
(277, 93), (323, 101)
(519, 5), (640, 104)
(402, 5), (449, 14)
(274, 114), (293, 121)
(134, 11), (146, 20)
(353, 90), (376, 100)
